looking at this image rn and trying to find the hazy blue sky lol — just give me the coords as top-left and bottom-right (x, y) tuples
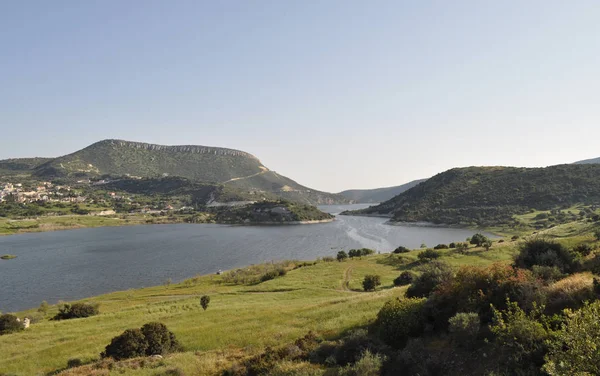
(2, 1), (599, 192)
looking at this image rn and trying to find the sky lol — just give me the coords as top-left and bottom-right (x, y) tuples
(1, 1), (599, 192)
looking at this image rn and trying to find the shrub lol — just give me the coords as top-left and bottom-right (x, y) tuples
(349, 248), (375, 258)
(543, 301), (600, 375)
(433, 244), (448, 250)
(67, 358), (83, 368)
(53, 303), (99, 320)
(200, 295), (210, 311)
(532, 265), (564, 284)
(406, 261), (453, 298)
(374, 297), (426, 349)
(102, 328), (148, 360)
(425, 263), (544, 328)
(37, 301), (49, 316)
(322, 256), (335, 262)
(338, 350), (383, 376)
(334, 329), (387, 366)
(417, 248), (441, 262)
(393, 271), (414, 286)
(393, 246), (410, 254)
(511, 235), (520, 241)
(491, 301), (550, 373)
(595, 229), (600, 241)
(483, 240), (493, 251)
(102, 323), (180, 360)
(141, 322), (181, 356)
(362, 275), (381, 291)
(0, 314), (23, 335)
(337, 251), (348, 262)
(260, 270), (279, 282)
(470, 233), (489, 247)
(448, 312), (480, 348)
(573, 243), (593, 257)
(449, 242), (457, 248)
(514, 238), (579, 273)
(545, 273), (595, 314)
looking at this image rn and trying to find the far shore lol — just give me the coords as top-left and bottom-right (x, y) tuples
(0, 214), (336, 237)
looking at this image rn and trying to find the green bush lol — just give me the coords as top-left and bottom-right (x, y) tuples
(594, 229), (600, 241)
(349, 248), (375, 258)
(362, 275), (381, 291)
(544, 301), (600, 375)
(200, 295), (210, 311)
(374, 297), (426, 348)
(102, 323), (180, 360)
(333, 329), (387, 366)
(0, 314), (23, 335)
(66, 358), (83, 368)
(102, 328), (148, 360)
(417, 248), (441, 262)
(470, 233), (489, 247)
(141, 322), (181, 356)
(53, 303), (99, 320)
(406, 261), (453, 298)
(338, 350), (384, 376)
(337, 251), (348, 261)
(448, 312), (480, 348)
(491, 301), (550, 374)
(531, 265), (564, 284)
(448, 242), (457, 248)
(514, 238), (579, 273)
(573, 243), (593, 257)
(433, 244), (448, 250)
(393, 271), (415, 286)
(393, 246), (410, 254)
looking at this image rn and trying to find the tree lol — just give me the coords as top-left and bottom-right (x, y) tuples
(393, 246), (411, 254)
(470, 233), (489, 247)
(417, 249), (441, 262)
(406, 261), (453, 298)
(53, 303), (99, 320)
(393, 271), (415, 286)
(337, 251), (348, 262)
(37, 301), (49, 316)
(141, 322), (181, 356)
(102, 329), (148, 360)
(200, 295), (210, 311)
(0, 314), (24, 335)
(543, 301), (600, 375)
(483, 240), (493, 251)
(374, 297), (426, 348)
(362, 275), (381, 291)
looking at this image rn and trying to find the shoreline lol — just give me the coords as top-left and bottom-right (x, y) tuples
(0, 215), (336, 237)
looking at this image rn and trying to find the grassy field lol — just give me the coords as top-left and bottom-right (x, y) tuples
(0, 241), (525, 376)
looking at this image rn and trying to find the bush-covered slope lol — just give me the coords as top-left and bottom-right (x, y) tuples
(338, 179), (427, 203)
(0, 157), (53, 176)
(212, 200), (334, 224)
(351, 165), (600, 226)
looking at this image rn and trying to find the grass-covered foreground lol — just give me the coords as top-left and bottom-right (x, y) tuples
(0, 241), (523, 375)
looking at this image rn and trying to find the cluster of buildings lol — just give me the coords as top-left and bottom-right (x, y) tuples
(0, 181), (84, 204)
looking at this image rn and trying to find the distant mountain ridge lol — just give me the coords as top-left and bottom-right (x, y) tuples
(347, 164), (600, 226)
(1, 139), (348, 205)
(574, 157), (600, 165)
(338, 179), (427, 203)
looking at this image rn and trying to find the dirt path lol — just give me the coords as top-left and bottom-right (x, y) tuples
(341, 266), (353, 291)
(221, 167), (269, 184)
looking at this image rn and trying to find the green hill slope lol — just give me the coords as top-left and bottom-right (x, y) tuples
(349, 165), (600, 226)
(0, 157), (53, 176)
(28, 139), (347, 205)
(338, 179), (427, 203)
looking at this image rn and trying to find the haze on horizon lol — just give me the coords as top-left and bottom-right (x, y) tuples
(1, 1), (599, 193)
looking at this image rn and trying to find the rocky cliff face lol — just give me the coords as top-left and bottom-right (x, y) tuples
(100, 140), (259, 160)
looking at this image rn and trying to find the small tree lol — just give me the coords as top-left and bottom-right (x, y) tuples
(38, 301), (49, 316)
(102, 329), (148, 360)
(393, 246), (410, 254)
(420, 243), (427, 249)
(0, 314), (24, 335)
(362, 275), (382, 291)
(337, 251), (348, 262)
(200, 295), (210, 311)
(470, 233), (489, 247)
(393, 271), (415, 286)
(483, 240), (493, 251)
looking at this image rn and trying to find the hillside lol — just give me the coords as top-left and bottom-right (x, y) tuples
(338, 179), (427, 203)
(574, 156), (600, 164)
(0, 157), (53, 176)
(347, 164), (600, 226)
(11, 139), (346, 205)
(211, 200), (334, 224)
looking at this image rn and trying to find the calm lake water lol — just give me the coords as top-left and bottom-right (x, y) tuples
(0, 205), (490, 311)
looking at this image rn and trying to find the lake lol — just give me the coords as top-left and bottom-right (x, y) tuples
(0, 204), (490, 311)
